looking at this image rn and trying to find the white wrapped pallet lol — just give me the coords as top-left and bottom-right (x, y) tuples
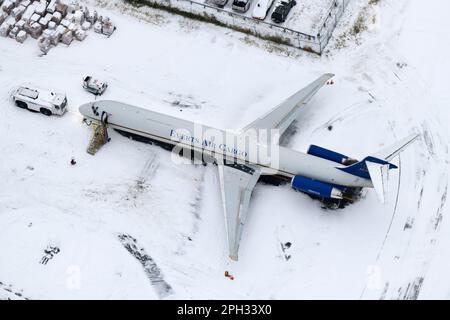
(16, 29), (26, 42)
(56, 24), (66, 33)
(38, 35), (51, 53)
(60, 18), (69, 28)
(85, 10), (96, 24)
(31, 13), (40, 23)
(49, 32), (60, 45)
(42, 28), (53, 37)
(15, 19), (25, 29)
(20, 0), (31, 7)
(55, 2), (67, 16)
(67, 22), (76, 32)
(22, 4), (35, 22)
(11, 5), (26, 21)
(65, 12), (74, 22)
(0, 22), (12, 37)
(47, 20), (56, 29)
(1, 1), (14, 14)
(102, 23), (115, 36)
(0, 12), (7, 24)
(8, 25), (19, 38)
(66, 1), (80, 14)
(39, 16), (48, 27)
(6, 15), (15, 24)
(93, 20), (101, 33)
(101, 17), (115, 36)
(61, 30), (73, 45)
(34, 3), (47, 16)
(73, 10), (83, 24)
(47, 0), (57, 13)
(29, 21), (42, 38)
(51, 11), (62, 23)
(74, 28), (86, 41)
(81, 20), (90, 31)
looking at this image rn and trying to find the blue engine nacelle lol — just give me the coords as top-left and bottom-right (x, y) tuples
(291, 175), (344, 200)
(307, 145), (353, 165)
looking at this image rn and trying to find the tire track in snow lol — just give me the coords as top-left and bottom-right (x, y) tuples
(0, 281), (29, 300)
(124, 150), (159, 206)
(357, 54), (448, 299)
(393, 125), (449, 299)
(118, 234), (174, 299)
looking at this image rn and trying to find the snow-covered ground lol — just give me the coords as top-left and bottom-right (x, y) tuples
(0, 0), (449, 299)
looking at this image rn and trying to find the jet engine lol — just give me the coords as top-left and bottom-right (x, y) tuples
(307, 145), (357, 165)
(291, 175), (344, 199)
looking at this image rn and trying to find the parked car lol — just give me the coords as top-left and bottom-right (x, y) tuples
(232, 0), (252, 12)
(83, 76), (108, 96)
(271, 0), (296, 23)
(252, 0), (274, 20)
(210, 0), (228, 8)
(11, 86), (67, 116)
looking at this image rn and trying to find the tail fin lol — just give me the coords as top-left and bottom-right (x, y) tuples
(338, 134), (419, 203)
(366, 161), (390, 203)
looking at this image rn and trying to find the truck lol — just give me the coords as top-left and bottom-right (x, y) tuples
(11, 86), (67, 116)
(82, 76), (108, 95)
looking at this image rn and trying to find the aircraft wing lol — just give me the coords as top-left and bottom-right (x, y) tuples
(242, 73), (334, 136)
(217, 163), (261, 261)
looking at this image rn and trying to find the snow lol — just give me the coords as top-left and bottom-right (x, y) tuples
(0, 0), (449, 299)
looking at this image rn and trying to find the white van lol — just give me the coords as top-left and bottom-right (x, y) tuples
(11, 86), (67, 116)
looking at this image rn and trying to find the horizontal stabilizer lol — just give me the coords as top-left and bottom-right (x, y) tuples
(374, 134), (420, 162)
(338, 134), (419, 203)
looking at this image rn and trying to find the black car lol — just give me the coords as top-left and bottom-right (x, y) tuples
(232, 0), (251, 12)
(271, 0), (296, 23)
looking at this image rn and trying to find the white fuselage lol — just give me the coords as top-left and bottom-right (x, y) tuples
(79, 101), (373, 188)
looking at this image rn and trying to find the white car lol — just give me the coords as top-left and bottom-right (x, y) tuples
(252, 0), (274, 20)
(11, 86), (67, 116)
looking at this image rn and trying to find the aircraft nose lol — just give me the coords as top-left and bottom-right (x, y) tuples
(79, 102), (94, 116)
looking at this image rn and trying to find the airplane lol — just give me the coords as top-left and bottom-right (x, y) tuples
(79, 73), (419, 261)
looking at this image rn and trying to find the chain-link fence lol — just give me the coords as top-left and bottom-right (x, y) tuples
(127, 0), (348, 54)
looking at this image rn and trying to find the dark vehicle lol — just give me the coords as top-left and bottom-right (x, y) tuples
(271, 0), (296, 23)
(232, 0), (251, 12)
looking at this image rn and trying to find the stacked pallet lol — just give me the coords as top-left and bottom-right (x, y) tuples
(0, 0), (116, 53)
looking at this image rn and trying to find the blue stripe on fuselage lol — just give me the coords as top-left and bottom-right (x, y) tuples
(337, 156), (398, 180)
